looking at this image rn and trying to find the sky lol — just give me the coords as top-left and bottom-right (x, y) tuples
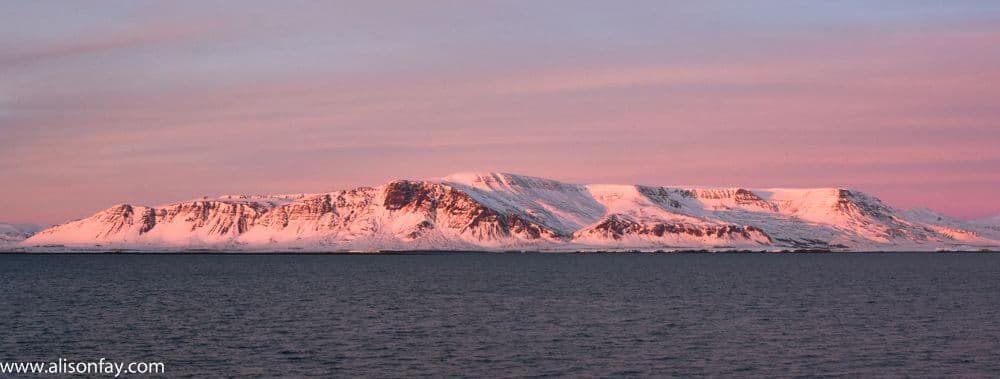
(1, 1), (999, 224)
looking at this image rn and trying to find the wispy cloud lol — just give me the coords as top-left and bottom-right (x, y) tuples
(2, 7), (1000, 223)
(0, 18), (234, 69)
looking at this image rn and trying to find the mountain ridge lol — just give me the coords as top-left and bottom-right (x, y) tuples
(0, 223), (47, 246)
(17, 172), (1000, 252)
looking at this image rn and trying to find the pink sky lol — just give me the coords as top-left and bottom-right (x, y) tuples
(1, 2), (999, 224)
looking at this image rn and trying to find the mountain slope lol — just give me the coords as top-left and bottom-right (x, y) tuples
(972, 215), (1000, 233)
(0, 223), (46, 246)
(22, 173), (1000, 252)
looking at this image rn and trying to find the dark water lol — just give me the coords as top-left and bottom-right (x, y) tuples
(2, 253), (1000, 378)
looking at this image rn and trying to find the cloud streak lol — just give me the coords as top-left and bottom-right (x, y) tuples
(1, 4), (999, 223)
(0, 19), (228, 69)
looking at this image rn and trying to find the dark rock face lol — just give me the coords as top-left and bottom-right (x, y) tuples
(98, 204), (137, 238)
(733, 189), (779, 211)
(638, 186), (778, 212)
(637, 186), (686, 209)
(458, 205), (562, 241)
(38, 174), (986, 250)
(94, 183), (773, 245)
(406, 220), (435, 239)
(685, 188), (778, 211)
(383, 182), (564, 241)
(384, 180), (439, 211)
(154, 201), (267, 236)
(508, 213), (551, 239)
(446, 188), (565, 241)
(260, 194), (338, 229)
(80, 181), (565, 243)
(836, 190), (890, 220)
(588, 214), (639, 240)
(138, 208), (156, 234)
(583, 214), (771, 243)
(93, 204), (156, 237)
(834, 190), (935, 242)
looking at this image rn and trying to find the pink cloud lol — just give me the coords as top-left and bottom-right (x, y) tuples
(0, 17), (239, 69)
(2, 23), (999, 222)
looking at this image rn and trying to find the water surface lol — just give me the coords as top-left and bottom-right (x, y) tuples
(2, 253), (999, 377)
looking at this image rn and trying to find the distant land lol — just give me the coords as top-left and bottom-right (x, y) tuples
(0, 223), (46, 246)
(6, 173), (1000, 252)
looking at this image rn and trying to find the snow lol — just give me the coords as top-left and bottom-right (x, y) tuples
(972, 214), (1000, 228)
(755, 188), (845, 223)
(441, 172), (606, 234)
(0, 222), (46, 235)
(18, 172), (1000, 252)
(160, 194), (303, 209)
(585, 184), (701, 224)
(0, 222), (47, 247)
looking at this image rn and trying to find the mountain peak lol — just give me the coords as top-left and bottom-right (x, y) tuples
(442, 172), (537, 184)
(15, 173), (1000, 252)
(440, 172), (575, 191)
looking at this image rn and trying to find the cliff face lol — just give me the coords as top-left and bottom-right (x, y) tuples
(21, 173), (1000, 251)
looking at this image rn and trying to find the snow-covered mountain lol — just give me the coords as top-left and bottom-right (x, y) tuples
(972, 215), (1000, 233)
(0, 223), (46, 246)
(19, 173), (1000, 252)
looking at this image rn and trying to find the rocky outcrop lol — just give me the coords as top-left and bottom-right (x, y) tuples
(575, 214), (772, 244)
(382, 180), (564, 241)
(20, 172), (1000, 251)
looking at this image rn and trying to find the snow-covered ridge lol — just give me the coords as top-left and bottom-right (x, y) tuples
(0, 223), (47, 246)
(973, 214), (1000, 226)
(18, 172), (1000, 252)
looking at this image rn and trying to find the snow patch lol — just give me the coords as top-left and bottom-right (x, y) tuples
(19, 174), (1000, 252)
